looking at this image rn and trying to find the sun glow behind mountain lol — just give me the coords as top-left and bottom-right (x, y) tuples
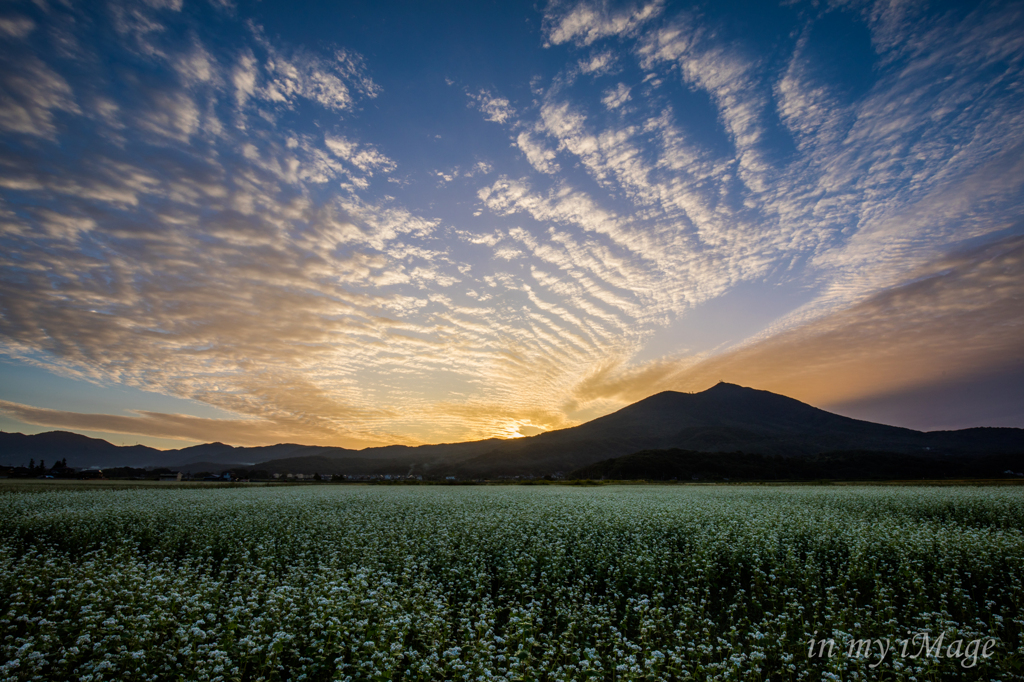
(0, 0), (1022, 449)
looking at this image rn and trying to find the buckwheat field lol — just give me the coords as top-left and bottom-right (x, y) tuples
(1, 485), (1022, 681)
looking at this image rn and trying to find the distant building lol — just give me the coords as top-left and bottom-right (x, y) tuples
(159, 472), (182, 482)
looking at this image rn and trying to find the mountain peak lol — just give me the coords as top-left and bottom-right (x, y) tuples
(705, 381), (746, 391)
(700, 382), (770, 397)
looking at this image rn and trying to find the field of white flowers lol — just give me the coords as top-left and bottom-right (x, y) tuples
(1, 485), (1022, 681)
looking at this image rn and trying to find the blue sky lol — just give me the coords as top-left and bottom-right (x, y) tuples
(1, 0), (1022, 449)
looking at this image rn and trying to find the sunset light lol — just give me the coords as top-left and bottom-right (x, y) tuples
(2, 3), (1023, 679)
(0, 0), (1021, 449)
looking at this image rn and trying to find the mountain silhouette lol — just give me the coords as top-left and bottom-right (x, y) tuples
(2, 383), (1022, 477)
(433, 383), (946, 477)
(0, 431), (162, 469)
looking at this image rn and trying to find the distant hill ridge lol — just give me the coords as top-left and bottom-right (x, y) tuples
(2, 383), (1022, 476)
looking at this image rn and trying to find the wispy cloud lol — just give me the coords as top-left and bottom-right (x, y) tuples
(514, 131), (561, 174)
(577, 49), (617, 76)
(0, 55), (79, 138)
(572, 236), (1024, 411)
(601, 83), (631, 109)
(468, 89), (515, 124)
(543, 0), (664, 47)
(0, 399), (382, 449)
(325, 135), (396, 175)
(260, 47), (378, 112)
(0, 14), (35, 40)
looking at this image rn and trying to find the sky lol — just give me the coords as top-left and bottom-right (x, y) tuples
(0, 0), (1022, 450)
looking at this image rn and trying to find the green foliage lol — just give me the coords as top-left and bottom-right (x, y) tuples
(0, 486), (1022, 681)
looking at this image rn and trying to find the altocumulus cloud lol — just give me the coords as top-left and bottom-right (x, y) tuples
(571, 236), (1024, 410)
(0, 399), (383, 448)
(1, 0), (1023, 446)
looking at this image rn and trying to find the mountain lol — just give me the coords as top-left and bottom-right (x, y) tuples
(435, 383), (1023, 477)
(0, 431), (163, 469)
(3, 384), (1022, 476)
(249, 438), (508, 477)
(0, 429), (504, 472)
(0, 431), (346, 469)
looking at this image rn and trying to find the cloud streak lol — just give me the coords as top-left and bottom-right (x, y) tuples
(0, 400), (335, 448)
(572, 236), (1024, 413)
